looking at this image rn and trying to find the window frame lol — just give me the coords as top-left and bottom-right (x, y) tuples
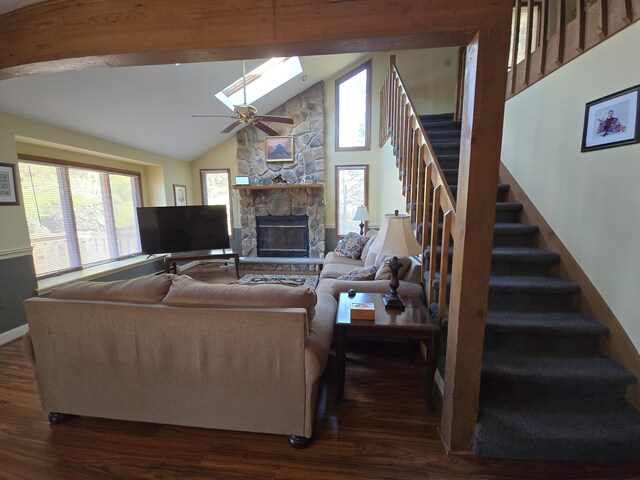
(335, 59), (372, 152)
(18, 154), (143, 279)
(200, 168), (234, 239)
(334, 164), (369, 238)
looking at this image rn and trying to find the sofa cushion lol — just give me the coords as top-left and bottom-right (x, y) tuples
(162, 275), (317, 321)
(319, 262), (361, 281)
(50, 273), (175, 304)
(360, 229), (378, 261)
(337, 265), (378, 281)
(324, 251), (364, 267)
(374, 255), (412, 280)
(334, 232), (368, 260)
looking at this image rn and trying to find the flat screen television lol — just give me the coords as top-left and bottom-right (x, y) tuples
(136, 205), (230, 254)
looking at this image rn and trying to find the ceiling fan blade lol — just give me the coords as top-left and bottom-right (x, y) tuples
(254, 122), (279, 136)
(221, 120), (242, 133)
(256, 115), (294, 125)
(192, 114), (238, 119)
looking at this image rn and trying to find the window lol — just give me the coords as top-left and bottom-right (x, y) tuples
(19, 158), (142, 278)
(335, 165), (368, 236)
(335, 60), (372, 151)
(215, 57), (303, 111)
(200, 169), (233, 237)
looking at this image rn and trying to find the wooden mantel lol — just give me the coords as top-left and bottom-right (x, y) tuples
(233, 184), (323, 206)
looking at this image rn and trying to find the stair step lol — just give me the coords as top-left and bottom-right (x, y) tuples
(426, 130), (461, 142)
(474, 397), (640, 461)
(486, 310), (609, 335)
(493, 223), (538, 247)
(482, 348), (636, 390)
(494, 202), (522, 223)
(420, 113), (455, 122)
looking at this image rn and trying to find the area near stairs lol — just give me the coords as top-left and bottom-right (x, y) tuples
(417, 113), (640, 461)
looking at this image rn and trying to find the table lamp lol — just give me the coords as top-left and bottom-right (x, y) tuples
(369, 210), (422, 309)
(353, 205), (369, 235)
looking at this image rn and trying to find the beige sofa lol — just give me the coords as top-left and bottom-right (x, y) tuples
(316, 230), (424, 300)
(22, 274), (337, 448)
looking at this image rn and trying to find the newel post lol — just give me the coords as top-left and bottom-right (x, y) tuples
(440, 24), (511, 453)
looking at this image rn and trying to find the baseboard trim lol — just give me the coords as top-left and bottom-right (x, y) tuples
(0, 324), (28, 347)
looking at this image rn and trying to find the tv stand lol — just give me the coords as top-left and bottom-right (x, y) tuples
(164, 249), (239, 278)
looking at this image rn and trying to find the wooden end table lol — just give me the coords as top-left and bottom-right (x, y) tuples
(335, 292), (440, 412)
(164, 249), (240, 278)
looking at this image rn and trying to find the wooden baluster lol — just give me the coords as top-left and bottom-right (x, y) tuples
(597, 0), (608, 40)
(393, 78), (400, 149)
(402, 116), (412, 201)
(438, 210), (453, 320)
(410, 131), (420, 223)
(428, 185), (441, 304)
(576, 0), (586, 53)
(622, 0), (633, 24)
(420, 162), (433, 283)
(539, 0), (549, 76)
(556, 0), (565, 66)
(523, 0), (534, 85)
(415, 144), (425, 231)
(510, 0), (522, 94)
(454, 47), (466, 122)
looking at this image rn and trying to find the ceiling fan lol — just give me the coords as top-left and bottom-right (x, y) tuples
(193, 60), (294, 136)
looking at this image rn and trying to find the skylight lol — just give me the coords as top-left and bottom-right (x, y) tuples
(215, 57), (303, 111)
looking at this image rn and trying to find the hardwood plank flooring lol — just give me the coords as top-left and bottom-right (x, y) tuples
(2, 267), (639, 479)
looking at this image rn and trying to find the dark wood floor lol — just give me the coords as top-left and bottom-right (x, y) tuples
(2, 266), (639, 479)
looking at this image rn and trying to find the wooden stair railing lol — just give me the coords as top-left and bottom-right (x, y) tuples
(380, 55), (457, 321)
(507, 0), (638, 99)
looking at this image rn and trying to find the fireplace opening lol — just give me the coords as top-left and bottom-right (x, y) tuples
(256, 215), (309, 258)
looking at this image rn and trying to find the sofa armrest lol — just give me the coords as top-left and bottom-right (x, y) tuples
(22, 331), (36, 366)
(327, 279), (425, 300)
(304, 293), (337, 387)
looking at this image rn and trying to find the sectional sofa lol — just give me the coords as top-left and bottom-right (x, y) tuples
(22, 273), (337, 448)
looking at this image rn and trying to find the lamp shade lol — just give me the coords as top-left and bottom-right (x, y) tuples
(353, 205), (370, 221)
(369, 212), (421, 257)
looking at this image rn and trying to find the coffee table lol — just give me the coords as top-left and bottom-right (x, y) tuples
(335, 292), (440, 411)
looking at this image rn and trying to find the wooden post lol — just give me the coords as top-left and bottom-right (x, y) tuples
(440, 25), (511, 453)
(556, 0), (566, 66)
(576, 0), (586, 52)
(539, 0), (549, 75)
(597, 0), (608, 40)
(510, 0), (522, 93)
(523, 0), (534, 84)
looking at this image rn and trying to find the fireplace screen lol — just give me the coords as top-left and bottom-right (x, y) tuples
(256, 215), (309, 257)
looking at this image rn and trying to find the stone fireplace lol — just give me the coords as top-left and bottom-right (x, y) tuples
(237, 82), (325, 259)
(256, 214), (309, 258)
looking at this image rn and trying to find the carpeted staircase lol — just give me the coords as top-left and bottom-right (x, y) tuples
(412, 113), (640, 461)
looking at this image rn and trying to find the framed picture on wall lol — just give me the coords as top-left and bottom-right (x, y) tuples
(0, 163), (19, 205)
(173, 184), (187, 206)
(581, 85), (640, 152)
(265, 136), (294, 162)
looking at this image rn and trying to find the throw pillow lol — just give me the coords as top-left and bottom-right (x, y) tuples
(337, 265), (378, 281)
(334, 232), (369, 260)
(360, 229), (378, 261)
(50, 273), (175, 304)
(374, 255), (412, 281)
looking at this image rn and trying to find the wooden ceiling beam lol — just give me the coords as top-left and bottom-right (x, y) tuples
(1, 0), (510, 78)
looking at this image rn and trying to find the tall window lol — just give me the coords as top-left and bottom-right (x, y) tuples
(335, 165), (368, 236)
(19, 158), (142, 278)
(201, 169), (233, 237)
(335, 60), (372, 151)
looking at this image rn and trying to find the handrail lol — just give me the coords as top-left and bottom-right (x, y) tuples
(380, 55), (457, 321)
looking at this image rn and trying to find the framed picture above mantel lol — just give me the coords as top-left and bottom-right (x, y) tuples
(265, 136), (294, 162)
(581, 85), (640, 152)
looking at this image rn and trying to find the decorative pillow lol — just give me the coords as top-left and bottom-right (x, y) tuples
(374, 255), (412, 281)
(360, 229), (379, 261)
(50, 273), (175, 304)
(162, 275), (317, 322)
(337, 265), (378, 281)
(334, 232), (369, 260)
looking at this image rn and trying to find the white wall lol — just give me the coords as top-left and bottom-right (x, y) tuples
(502, 21), (640, 348)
